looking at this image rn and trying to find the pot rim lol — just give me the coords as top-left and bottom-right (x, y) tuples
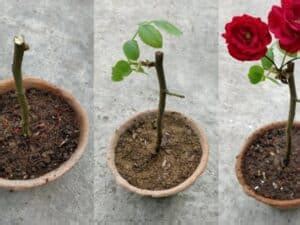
(107, 109), (209, 198)
(236, 121), (300, 208)
(0, 76), (89, 191)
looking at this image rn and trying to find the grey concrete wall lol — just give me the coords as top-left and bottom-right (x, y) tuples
(0, 1), (94, 225)
(219, 0), (300, 224)
(94, 0), (218, 224)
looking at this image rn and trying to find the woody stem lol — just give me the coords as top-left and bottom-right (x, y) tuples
(12, 35), (31, 137)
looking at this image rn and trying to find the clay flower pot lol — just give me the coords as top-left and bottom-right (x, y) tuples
(107, 109), (209, 197)
(236, 121), (300, 209)
(0, 76), (89, 191)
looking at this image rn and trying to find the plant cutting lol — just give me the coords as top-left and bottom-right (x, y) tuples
(107, 20), (209, 197)
(0, 36), (89, 190)
(223, 0), (300, 208)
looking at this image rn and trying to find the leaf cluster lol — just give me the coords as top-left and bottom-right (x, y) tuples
(112, 20), (182, 81)
(248, 48), (279, 85)
(247, 43), (300, 85)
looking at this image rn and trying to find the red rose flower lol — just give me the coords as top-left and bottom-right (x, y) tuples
(268, 0), (300, 53)
(223, 14), (272, 61)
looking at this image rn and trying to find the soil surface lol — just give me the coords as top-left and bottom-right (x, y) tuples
(0, 88), (80, 180)
(115, 112), (202, 190)
(242, 126), (300, 200)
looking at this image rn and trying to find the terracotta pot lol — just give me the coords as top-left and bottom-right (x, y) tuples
(0, 76), (89, 191)
(236, 121), (300, 209)
(107, 110), (209, 198)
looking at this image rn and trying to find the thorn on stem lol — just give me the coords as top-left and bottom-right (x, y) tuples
(166, 90), (185, 98)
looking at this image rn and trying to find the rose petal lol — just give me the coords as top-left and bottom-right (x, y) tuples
(268, 6), (286, 37)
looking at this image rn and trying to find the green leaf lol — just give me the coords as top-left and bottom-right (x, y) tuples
(261, 48), (274, 70)
(123, 40), (140, 60)
(138, 24), (163, 48)
(248, 65), (264, 84)
(152, 20), (182, 36)
(112, 60), (132, 81)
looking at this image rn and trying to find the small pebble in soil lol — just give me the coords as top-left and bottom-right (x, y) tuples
(132, 133), (137, 139)
(162, 159), (167, 168)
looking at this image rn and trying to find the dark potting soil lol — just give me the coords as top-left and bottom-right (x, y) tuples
(115, 112), (202, 190)
(0, 88), (80, 180)
(242, 126), (300, 200)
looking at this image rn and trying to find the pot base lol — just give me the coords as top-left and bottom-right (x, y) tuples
(236, 121), (300, 208)
(108, 110), (209, 197)
(0, 77), (89, 191)
(0, 88), (80, 180)
(115, 111), (202, 190)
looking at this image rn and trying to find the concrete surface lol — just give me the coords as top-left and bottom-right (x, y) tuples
(3, 1), (298, 224)
(0, 1), (93, 225)
(219, 0), (300, 224)
(94, 0), (218, 224)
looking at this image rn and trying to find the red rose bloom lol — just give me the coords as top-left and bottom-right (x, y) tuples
(223, 14), (272, 61)
(268, 0), (300, 53)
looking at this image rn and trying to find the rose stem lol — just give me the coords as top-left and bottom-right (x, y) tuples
(154, 51), (167, 154)
(12, 35), (31, 137)
(285, 62), (296, 166)
(153, 51), (184, 154)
